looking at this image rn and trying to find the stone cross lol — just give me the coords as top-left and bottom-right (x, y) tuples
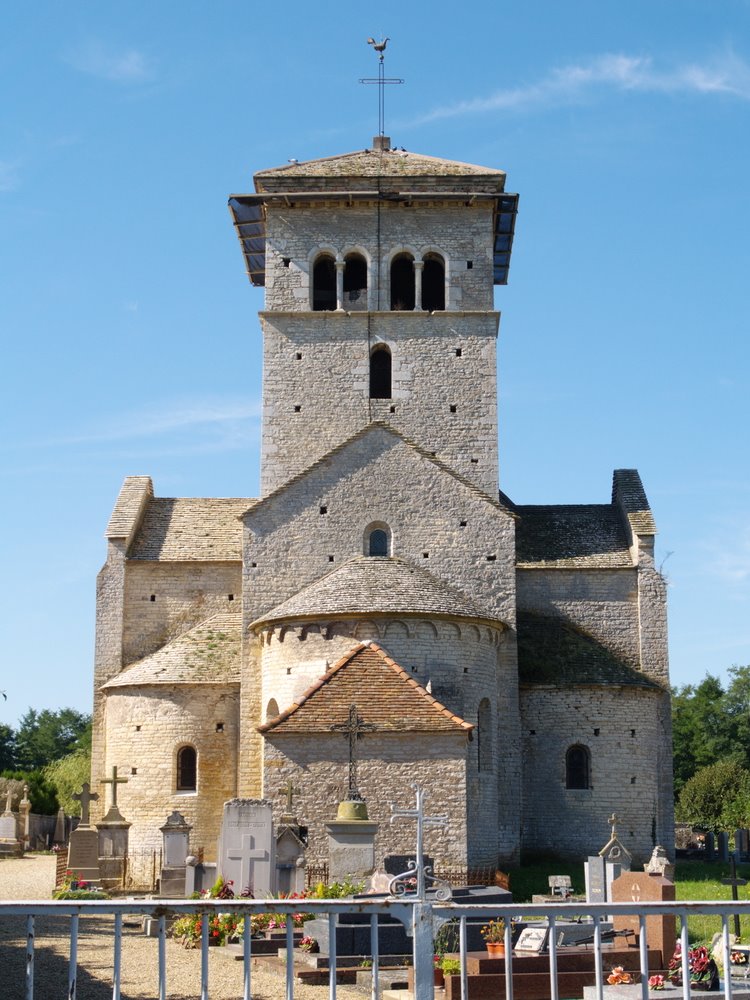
(330, 704), (375, 801)
(100, 766), (128, 809)
(72, 782), (99, 826)
(280, 778), (299, 813)
(3, 789), (12, 814)
(608, 813), (620, 839)
(390, 784), (447, 900)
(721, 853), (748, 939)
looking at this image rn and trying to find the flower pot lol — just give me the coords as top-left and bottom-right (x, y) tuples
(434, 968), (445, 987)
(486, 942), (505, 957)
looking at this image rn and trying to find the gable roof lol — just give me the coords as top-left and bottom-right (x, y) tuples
(258, 642), (473, 735)
(515, 504), (633, 569)
(243, 421), (515, 521)
(102, 614), (241, 689)
(128, 497), (251, 561)
(251, 555), (500, 628)
(517, 612), (661, 689)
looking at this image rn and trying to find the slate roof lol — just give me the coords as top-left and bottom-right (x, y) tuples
(514, 505), (633, 569)
(517, 612), (661, 689)
(106, 476), (153, 544)
(128, 498), (251, 561)
(102, 614), (241, 689)
(251, 555), (498, 628)
(258, 642), (473, 734)
(612, 469), (657, 535)
(254, 147), (506, 186)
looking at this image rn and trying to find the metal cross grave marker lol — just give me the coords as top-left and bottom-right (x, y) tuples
(330, 703), (375, 802)
(100, 765), (128, 809)
(721, 854), (748, 939)
(71, 782), (99, 826)
(390, 784), (448, 900)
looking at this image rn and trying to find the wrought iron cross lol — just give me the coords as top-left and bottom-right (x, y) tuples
(331, 704), (375, 801)
(359, 37), (404, 138)
(100, 765), (128, 809)
(721, 853), (748, 939)
(72, 782), (99, 826)
(390, 784), (447, 900)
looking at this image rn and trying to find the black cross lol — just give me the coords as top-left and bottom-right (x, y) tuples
(359, 40), (404, 139)
(331, 704), (375, 801)
(721, 854), (748, 939)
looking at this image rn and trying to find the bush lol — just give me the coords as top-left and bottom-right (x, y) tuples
(0, 770), (58, 814)
(676, 758), (750, 833)
(44, 750), (91, 816)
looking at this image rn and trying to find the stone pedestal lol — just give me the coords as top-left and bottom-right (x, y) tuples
(96, 804), (130, 886)
(325, 817), (378, 880)
(0, 791), (23, 858)
(159, 811), (192, 897)
(611, 871), (676, 963)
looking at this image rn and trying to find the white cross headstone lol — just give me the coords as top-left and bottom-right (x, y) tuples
(217, 799), (275, 896)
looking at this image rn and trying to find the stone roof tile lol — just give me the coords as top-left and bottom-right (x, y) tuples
(128, 498), (251, 561)
(258, 642), (473, 734)
(102, 614), (241, 689)
(517, 612), (661, 689)
(251, 555), (498, 628)
(106, 477), (153, 543)
(515, 505), (633, 568)
(612, 469), (657, 535)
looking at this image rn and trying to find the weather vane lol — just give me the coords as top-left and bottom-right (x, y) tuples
(360, 37), (404, 139)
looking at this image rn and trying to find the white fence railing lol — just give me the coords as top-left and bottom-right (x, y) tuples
(2, 897), (750, 1000)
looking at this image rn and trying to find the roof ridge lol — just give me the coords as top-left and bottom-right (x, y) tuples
(257, 640), (473, 734)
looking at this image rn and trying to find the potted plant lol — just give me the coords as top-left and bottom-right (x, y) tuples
(480, 919), (505, 957)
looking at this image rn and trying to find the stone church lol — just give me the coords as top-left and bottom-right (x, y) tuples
(91, 135), (674, 869)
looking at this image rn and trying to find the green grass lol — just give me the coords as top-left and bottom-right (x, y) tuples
(505, 858), (750, 946)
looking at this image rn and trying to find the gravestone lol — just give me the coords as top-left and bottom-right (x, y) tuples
(19, 785), (31, 850)
(67, 782), (101, 882)
(217, 799), (275, 896)
(644, 845), (675, 881)
(53, 806), (67, 845)
(718, 831), (730, 862)
(276, 825), (307, 895)
(705, 831), (716, 860)
(585, 855), (607, 902)
(325, 815), (378, 880)
(611, 870), (676, 965)
(0, 790), (22, 858)
(159, 811), (192, 897)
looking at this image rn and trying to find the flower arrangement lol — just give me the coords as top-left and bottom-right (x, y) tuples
(607, 966), (633, 985)
(648, 975), (665, 990)
(731, 952), (748, 965)
(667, 945), (718, 988)
(53, 869), (109, 900)
(480, 919), (505, 943)
(299, 935), (317, 953)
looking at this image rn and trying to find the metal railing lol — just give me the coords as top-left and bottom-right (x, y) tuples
(3, 897), (750, 1000)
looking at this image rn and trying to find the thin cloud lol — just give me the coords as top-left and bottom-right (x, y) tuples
(409, 52), (750, 124)
(66, 40), (153, 84)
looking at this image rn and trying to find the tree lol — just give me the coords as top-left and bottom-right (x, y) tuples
(676, 758), (750, 833)
(0, 724), (16, 771)
(44, 749), (91, 815)
(14, 708), (91, 770)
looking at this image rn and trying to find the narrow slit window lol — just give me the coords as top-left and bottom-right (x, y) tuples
(370, 345), (392, 399)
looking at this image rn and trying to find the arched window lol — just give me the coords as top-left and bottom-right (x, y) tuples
(367, 528), (389, 556)
(566, 744), (591, 789)
(369, 345), (392, 399)
(477, 698), (492, 772)
(312, 254), (336, 311)
(422, 253), (445, 311)
(344, 253), (367, 308)
(176, 745), (197, 791)
(390, 253), (415, 311)
(266, 699), (280, 721)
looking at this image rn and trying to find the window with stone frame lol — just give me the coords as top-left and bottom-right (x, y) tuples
(369, 345), (392, 399)
(367, 528), (389, 557)
(422, 252), (446, 311)
(176, 745), (197, 791)
(344, 252), (367, 308)
(266, 698), (280, 721)
(565, 744), (591, 789)
(390, 253), (415, 310)
(312, 253), (336, 311)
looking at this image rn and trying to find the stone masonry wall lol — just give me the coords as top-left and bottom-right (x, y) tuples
(122, 562), (242, 666)
(516, 568), (641, 668)
(103, 684), (239, 858)
(259, 311), (499, 496)
(520, 685), (670, 863)
(264, 201), (496, 314)
(244, 428), (516, 626)
(262, 732), (469, 867)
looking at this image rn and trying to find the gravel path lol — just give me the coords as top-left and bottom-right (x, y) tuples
(0, 856), (369, 1000)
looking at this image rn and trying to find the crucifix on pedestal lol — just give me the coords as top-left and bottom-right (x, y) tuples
(72, 782), (99, 827)
(100, 765), (128, 819)
(331, 704), (375, 802)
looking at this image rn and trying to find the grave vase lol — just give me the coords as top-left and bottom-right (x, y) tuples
(486, 942), (505, 957)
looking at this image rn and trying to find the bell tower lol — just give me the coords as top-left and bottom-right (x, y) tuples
(229, 138), (518, 497)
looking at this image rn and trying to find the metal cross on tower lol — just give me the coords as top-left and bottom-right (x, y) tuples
(390, 784), (449, 901)
(330, 703), (375, 802)
(360, 37), (404, 139)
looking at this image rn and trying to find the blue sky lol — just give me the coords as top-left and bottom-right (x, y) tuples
(1, 1), (749, 727)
